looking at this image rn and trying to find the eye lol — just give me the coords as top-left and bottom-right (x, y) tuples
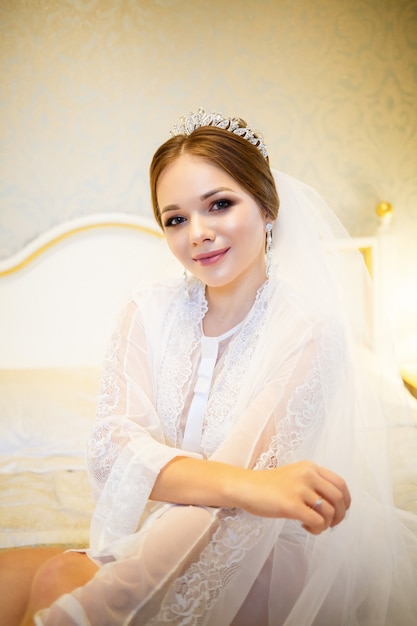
(211, 198), (233, 211)
(163, 215), (186, 228)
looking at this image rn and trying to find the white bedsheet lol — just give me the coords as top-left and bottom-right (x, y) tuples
(0, 467), (94, 548)
(0, 368), (99, 548)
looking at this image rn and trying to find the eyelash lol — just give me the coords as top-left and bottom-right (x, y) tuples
(163, 198), (233, 228)
(164, 215), (186, 228)
(211, 198), (232, 211)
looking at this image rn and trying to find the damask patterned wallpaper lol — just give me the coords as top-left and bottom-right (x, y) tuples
(1, 0), (416, 355)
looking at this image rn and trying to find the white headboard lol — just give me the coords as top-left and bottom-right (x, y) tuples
(0, 210), (381, 368)
(0, 214), (179, 368)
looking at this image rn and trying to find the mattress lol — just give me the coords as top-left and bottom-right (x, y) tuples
(0, 368), (99, 548)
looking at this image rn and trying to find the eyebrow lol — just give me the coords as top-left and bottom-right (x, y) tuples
(160, 187), (235, 215)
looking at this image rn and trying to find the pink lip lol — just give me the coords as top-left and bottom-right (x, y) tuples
(193, 247), (230, 266)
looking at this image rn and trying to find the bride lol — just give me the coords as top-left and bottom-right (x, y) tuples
(2, 109), (417, 625)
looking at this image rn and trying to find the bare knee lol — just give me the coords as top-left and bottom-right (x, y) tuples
(26, 552), (98, 619)
(0, 547), (64, 626)
(32, 552), (97, 597)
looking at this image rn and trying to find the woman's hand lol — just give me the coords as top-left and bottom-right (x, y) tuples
(234, 460), (351, 535)
(152, 457), (350, 535)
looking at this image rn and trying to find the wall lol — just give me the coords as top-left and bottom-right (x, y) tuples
(1, 0), (416, 358)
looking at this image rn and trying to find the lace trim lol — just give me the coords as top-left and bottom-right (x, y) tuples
(201, 281), (270, 455)
(87, 421), (120, 494)
(254, 318), (344, 470)
(256, 357), (324, 471)
(96, 329), (122, 420)
(156, 279), (208, 447)
(87, 322), (123, 491)
(156, 280), (270, 456)
(99, 448), (155, 539)
(147, 508), (271, 625)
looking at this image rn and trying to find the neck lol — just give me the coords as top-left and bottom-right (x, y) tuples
(203, 276), (266, 337)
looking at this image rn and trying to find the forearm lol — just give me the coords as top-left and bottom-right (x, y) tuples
(150, 456), (249, 509)
(150, 455), (351, 535)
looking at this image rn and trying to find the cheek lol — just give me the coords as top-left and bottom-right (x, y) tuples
(165, 237), (179, 257)
(164, 232), (187, 262)
(228, 213), (265, 248)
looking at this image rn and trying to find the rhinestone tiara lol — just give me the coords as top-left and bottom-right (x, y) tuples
(170, 108), (268, 159)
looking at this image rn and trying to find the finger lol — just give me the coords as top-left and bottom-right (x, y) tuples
(316, 466), (351, 510)
(311, 470), (350, 526)
(295, 492), (330, 535)
(306, 498), (336, 532)
(302, 507), (328, 535)
(313, 481), (347, 527)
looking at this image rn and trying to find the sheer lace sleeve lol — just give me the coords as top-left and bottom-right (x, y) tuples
(255, 315), (348, 471)
(86, 289), (201, 554)
(210, 303), (348, 477)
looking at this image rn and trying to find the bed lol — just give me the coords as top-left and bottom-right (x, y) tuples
(0, 213), (416, 550)
(0, 214), (178, 548)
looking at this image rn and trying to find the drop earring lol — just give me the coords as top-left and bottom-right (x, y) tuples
(265, 223), (273, 278)
(183, 268), (189, 297)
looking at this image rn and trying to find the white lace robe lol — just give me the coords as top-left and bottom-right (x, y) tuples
(36, 276), (417, 626)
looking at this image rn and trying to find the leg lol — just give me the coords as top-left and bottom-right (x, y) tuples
(21, 551), (98, 626)
(0, 546), (65, 626)
(29, 506), (219, 625)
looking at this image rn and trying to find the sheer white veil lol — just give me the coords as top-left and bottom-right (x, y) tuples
(271, 170), (369, 337)
(255, 169), (417, 624)
(213, 168), (417, 624)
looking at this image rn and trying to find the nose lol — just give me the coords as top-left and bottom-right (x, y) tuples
(189, 214), (215, 246)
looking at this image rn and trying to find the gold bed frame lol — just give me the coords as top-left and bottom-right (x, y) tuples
(0, 217), (163, 278)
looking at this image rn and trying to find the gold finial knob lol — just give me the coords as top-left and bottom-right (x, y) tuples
(376, 201), (393, 218)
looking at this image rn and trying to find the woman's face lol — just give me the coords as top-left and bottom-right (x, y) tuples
(156, 153), (270, 294)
